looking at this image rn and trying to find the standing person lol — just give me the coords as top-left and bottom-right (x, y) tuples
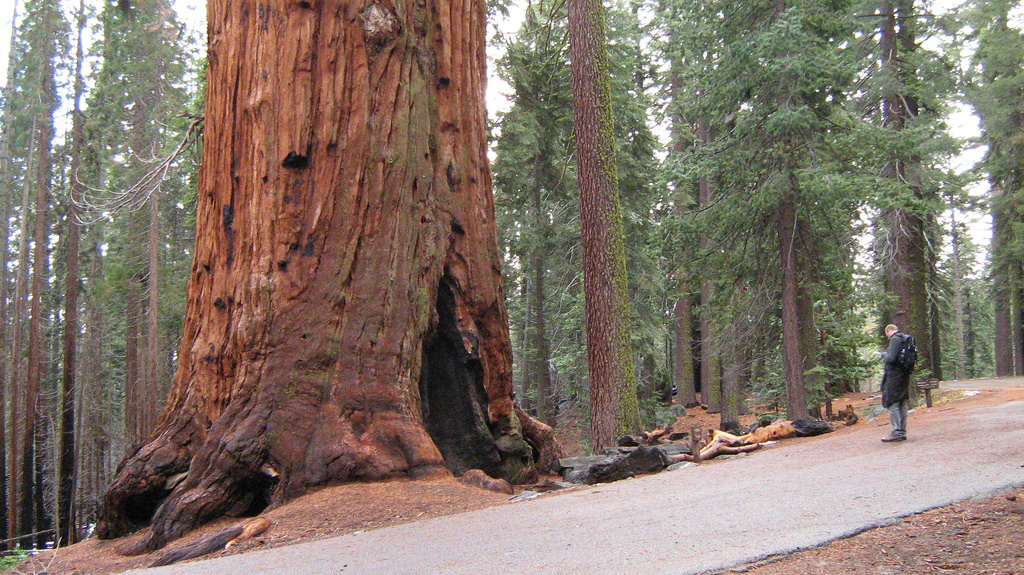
(880, 324), (912, 442)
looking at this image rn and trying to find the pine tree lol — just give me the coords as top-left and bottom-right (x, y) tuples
(494, 1), (578, 425)
(83, 0), (193, 451)
(962, 0), (1024, 376)
(56, 0), (89, 546)
(495, 0), (660, 440)
(5, 0), (67, 543)
(857, 0), (959, 380)
(670, 0), (867, 417)
(0, 3), (21, 546)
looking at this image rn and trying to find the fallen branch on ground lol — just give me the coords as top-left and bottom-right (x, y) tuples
(150, 517), (271, 567)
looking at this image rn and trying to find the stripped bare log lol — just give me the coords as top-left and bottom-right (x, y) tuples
(671, 431), (762, 462)
(668, 418), (837, 462)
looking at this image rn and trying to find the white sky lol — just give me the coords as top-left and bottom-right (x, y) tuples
(0, 1), (12, 76)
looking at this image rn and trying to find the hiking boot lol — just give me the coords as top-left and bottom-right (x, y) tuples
(881, 432), (906, 442)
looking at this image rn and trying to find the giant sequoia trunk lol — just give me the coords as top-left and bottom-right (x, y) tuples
(98, 0), (558, 551)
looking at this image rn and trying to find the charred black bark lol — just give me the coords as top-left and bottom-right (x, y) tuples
(420, 279), (533, 483)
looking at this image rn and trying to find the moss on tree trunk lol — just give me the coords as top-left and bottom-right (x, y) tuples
(567, 0), (641, 452)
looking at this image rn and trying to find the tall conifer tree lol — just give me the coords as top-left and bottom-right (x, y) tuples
(963, 0), (1024, 376)
(567, 0), (641, 450)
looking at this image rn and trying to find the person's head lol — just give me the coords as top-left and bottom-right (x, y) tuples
(885, 324), (899, 338)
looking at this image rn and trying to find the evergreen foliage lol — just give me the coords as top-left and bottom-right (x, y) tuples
(961, 0), (1024, 375)
(0, 0), (198, 545)
(495, 0), (1003, 436)
(0, 0), (1014, 539)
(494, 0), (665, 438)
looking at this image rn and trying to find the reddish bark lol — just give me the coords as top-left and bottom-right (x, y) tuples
(567, 0), (641, 452)
(779, 185), (809, 420)
(21, 31), (57, 536)
(0, 14), (16, 546)
(57, 0), (87, 545)
(98, 0), (556, 551)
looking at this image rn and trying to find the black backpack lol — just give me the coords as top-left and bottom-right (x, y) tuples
(895, 334), (917, 373)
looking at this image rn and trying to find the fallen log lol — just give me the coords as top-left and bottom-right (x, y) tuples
(671, 431), (762, 462)
(565, 445), (672, 484)
(736, 418), (834, 444)
(150, 517), (271, 567)
(668, 418), (837, 462)
(225, 517), (272, 549)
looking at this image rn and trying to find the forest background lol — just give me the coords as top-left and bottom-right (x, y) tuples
(0, 0), (1022, 560)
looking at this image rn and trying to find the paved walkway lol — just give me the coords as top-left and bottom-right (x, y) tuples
(125, 378), (1024, 575)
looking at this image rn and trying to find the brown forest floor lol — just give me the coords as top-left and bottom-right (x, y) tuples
(17, 385), (1024, 575)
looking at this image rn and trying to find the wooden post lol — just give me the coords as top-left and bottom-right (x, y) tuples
(690, 426), (702, 464)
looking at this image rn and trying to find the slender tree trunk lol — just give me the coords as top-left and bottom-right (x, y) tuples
(8, 119), (34, 540)
(0, 5), (21, 545)
(779, 184), (809, 420)
(529, 245), (554, 426)
(98, 0), (560, 551)
(516, 271), (533, 414)
(146, 191), (161, 435)
(0, 35), (17, 553)
(23, 92), (55, 542)
(770, 0), (811, 420)
(668, 57), (696, 409)
(125, 271), (142, 448)
(964, 286), (978, 377)
(33, 419), (49, 549)
(528, 163), (554, 426)
(57, 0), (87, 545)
(0, 239), (7, 547)
(696, 120), (720, 413)
(992, 188), (1014, 376)
(567, 0), (641, 450)
(928, 247), (944, 381)
(81, 235), (107, 525)
(0, 182), (7, 552)
(949, 212), (967, 380)
(1013, 280), (1024, 376)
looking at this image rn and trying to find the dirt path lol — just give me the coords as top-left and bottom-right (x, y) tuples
(107, 379), (1024, 575)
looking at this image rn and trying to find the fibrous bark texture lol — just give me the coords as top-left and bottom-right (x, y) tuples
(567, 0), (640, 452)
(98, 0), (556, 551)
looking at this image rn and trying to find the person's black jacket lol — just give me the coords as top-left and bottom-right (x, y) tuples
(881, 331), (911, 408)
